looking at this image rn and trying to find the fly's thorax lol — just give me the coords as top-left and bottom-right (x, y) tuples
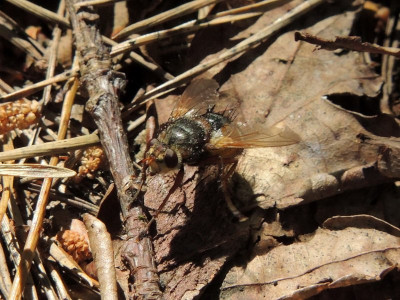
(150, 113), (232, 168)
(161, 117), (212, 164)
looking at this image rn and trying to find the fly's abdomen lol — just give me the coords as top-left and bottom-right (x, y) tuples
(202, 112), (230, 131)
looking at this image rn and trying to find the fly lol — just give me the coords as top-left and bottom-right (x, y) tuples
(144, 78), (299, 174)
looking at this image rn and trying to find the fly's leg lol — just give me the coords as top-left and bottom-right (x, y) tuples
(132, 102), (158, 202)
(145, 101), (157, 148)
(219, 159), (248, 222)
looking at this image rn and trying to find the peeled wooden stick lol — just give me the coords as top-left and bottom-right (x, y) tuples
(83, 214), (117, 300)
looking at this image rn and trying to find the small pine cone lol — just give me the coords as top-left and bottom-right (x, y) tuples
(75, 146), (106, 182)
(57, 230), (92, 264)
(0, 100), (40, 135)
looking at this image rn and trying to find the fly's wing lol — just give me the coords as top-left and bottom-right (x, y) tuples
(169, 78), (220, 120)
(212, 90), (241, 120)
(209, 123), (300, 149)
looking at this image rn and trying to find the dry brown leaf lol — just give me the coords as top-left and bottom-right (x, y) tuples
(175, 0), (398, 215)
(219, 3), (398, 209)
(143, 1), (400, 299)
(221, 226), (400, 299)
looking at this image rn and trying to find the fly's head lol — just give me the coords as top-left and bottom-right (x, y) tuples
(144, 139), (181, 173)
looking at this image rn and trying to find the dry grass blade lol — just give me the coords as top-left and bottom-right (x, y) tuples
(0, 133), (100, 162)
(0, 174), (13, 234)
(74, 0), (121, 8)
(8, 49), (76, 299)
(5, 0), (70, 27)
(0, 79), (15, 95)
(111, 12), (264, 57)
(31, 252), (58, 299)
(0, 164), (76, 178)
(0, 11), (44, 60)
(0, 138), (15, 298)
(113, 0), (225, 39)
(0, 242), (12, 297)
(46, 262), (72, 300)
(0, 135), (15, 227)
(134, 0), (325, 106)
(0, 68), (79, 102)
(216, 0), (292, 17)
(49, 243), (99, 288)
(42, 2), (65, 106)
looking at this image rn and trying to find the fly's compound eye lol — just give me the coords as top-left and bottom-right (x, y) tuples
(164, 149), (178, 168)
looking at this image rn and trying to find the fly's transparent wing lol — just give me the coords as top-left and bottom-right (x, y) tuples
(209, 123), (300, 149)
(169, 78), (219, 120)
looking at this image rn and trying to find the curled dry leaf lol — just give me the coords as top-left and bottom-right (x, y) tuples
(221, 226), (400, 299)
(323, 214), (400, 237)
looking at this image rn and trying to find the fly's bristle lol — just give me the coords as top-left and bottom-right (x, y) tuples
(74, 146), (106, 182)
(0, 99), (40, 135)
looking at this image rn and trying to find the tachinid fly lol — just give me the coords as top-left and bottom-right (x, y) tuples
(144, 78), (299, 174)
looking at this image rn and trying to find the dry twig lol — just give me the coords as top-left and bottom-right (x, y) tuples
(65, 0), (161, 298)
(294, 31), (400, 57)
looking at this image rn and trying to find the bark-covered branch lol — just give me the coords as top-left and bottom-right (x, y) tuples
(65, 1), (161, 298)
